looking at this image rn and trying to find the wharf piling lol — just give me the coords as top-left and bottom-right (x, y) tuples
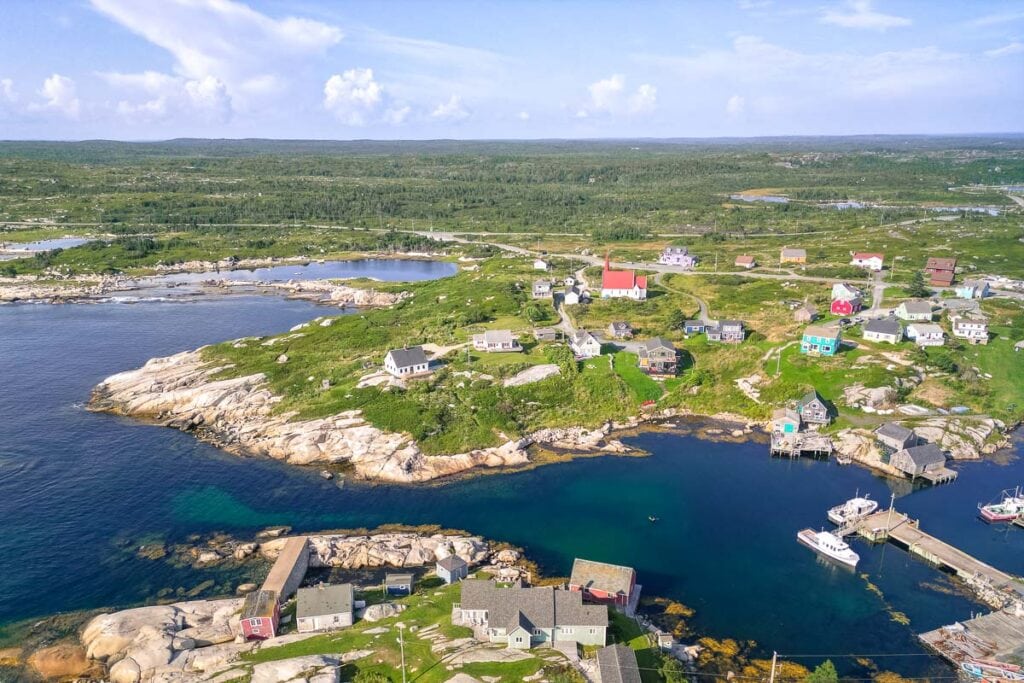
(842, 509), (1023, 609)
(770, 432), (833, 458)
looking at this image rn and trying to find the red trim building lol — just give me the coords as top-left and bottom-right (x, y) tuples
(568, 558), (637, 608)
(925, 257), (956, 287)
(600, 254), (647, 300)
(830, 297), (862, 316)
(240, 589), (280, 641)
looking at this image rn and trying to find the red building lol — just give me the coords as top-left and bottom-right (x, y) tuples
(240, 589), (280, 640)
(568, 558), (637, 608)
(600, 253), (647, 300)
(925, 257), (956, 287)
(830, 297), (862, 316)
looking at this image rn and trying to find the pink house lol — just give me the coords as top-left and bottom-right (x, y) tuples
(240, 590), (280, 641)
(568, 558), (637, 608)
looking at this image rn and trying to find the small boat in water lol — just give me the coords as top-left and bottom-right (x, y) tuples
(648, 516), (659, 523)
(827, 493), (878, 525)
(961, 658), (1024, 681)
(797, 528), (860, 567)
(978, 486), (1024, 522)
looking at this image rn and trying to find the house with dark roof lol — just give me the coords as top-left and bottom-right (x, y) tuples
(863, 318), (903, 344)
(597, 644), (642, 683)
(240, 589), (279, 641)
(890, 443), (947, 478)
(874, 423), (917, 455)
(384, 346), (430, 378)
(533, 327), (557, 342)
(296, 583), (354, 633)
(796, 390), (830, 425)
(568, 558), (638, 609)
(436, 555), (469, 584)
(457, 580), (608, 649)
(607, 321), (634, 339)
(637, 337), (677, 375)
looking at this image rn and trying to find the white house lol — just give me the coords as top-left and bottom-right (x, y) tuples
(831, 282), (863, 301)
(569, 330), (601, 358)
(951, 315), (989, 345)
(896, 300), (934, 322)
(296, 584), (354, 633)
(384, 346), (431, 377)
(472, 330), (521, 352)
(850, 252), (884, 271)
(863, 318), (903, 344)
(532, 280), (553, 299)
(563, 286), (581, 305)
(533, 259), (549, 271)
(906, 323), (945, 347)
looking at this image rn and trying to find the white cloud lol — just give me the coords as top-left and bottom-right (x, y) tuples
(90, 0), (343, 113)
(820, 1), (911, 31)
(323, 68), (383, 125)
(968, 10), (1024, 28)
(383, 105), (411, 125)
(101, 70), (231, 122)
(583, 74), (657, 117)
(725, 95), (746, 116)
(431, 95), (470, 122)
(628, 84), (657, 114)
(738, 0), (773, 9)
(1, 79), (17, 103)
(517, 111), (530, 121)
(588, 74), (625, 111)
(36, 74), (80, 118)
(985, 42), (1024, 58)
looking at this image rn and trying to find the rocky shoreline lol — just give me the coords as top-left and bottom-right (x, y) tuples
(88, 349), (631, 483)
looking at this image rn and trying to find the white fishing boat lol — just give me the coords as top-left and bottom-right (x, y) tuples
(978, 486), (1024, 523)
(827, 493), (878, 525)
(797, 528), (860, 567)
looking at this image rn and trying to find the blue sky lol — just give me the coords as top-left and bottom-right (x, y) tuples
(0, 0), (1022, 140)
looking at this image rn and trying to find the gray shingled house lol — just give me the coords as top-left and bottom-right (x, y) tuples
(597, 643), (642, 683)
(890, 443), (947, 477)
(874, 423), (918, 455)
(457, 580), (607, 649)
(796, 390), (831, 425)
(436, 555), (469, 584)
(296, 583), (354, 633)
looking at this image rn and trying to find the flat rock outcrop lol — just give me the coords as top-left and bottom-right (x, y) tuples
(89, 349), (532, 482)
(259, 532), (489, 569)
(89, 349), (628, 482)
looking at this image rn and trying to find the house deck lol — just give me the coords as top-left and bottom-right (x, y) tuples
(769, 432), (833, 458)
(917, 467), (959, 484)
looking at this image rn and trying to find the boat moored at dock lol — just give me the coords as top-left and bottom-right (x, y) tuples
(828, 494), (878, 525)
(797, 528), (860, 567)
(979, 487), (1024, 523)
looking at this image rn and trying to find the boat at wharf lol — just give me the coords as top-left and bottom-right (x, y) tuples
(827, 493), (878, 525)
(796, 528), (860, 567)
(979, 486), (1024, 523)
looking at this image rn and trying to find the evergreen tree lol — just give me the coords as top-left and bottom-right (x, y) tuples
(806, 660), (839, 683)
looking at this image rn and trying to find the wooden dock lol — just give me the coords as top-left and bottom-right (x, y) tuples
(770, 432), (833, 458)
(1013, 515), (1024, 530)
(919, 607), (1024, 669)
(842, 509), (1024, 609)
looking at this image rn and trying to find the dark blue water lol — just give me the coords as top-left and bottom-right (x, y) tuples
(0, 294), (1021, 676)
(152, 258), (457, 284)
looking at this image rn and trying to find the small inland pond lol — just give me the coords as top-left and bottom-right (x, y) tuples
(0, 267), (1021, 677)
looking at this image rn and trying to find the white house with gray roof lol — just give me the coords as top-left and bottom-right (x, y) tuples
(896, 300), (934, 322)
(906, 323), (944, 347)
(570, 330), (602, 358)
(472, 330), (521, 352)
(456, 580), (607, 650)
(384, 346), (430, 377)
(296, 583), (354, 633)
(863, 318), (903, 344)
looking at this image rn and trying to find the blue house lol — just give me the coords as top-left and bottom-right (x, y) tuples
(800, 325), (841, 357)
(683, 320), (705, 334)
(384, 573), (414, 596)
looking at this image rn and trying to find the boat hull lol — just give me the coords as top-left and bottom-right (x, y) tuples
(797, 529), (859, 568)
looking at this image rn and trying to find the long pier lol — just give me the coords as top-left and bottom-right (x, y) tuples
(840, 509), (1024, 609)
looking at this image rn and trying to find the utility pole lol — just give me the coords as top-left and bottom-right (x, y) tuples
(397, 626), (405, 683)
(769, 651), (778, 683)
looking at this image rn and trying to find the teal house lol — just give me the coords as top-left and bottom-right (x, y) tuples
(800, 325), (841, 356)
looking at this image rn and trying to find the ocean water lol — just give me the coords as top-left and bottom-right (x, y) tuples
(0, 291), (1021, 676)
(148, 258), (458, 284)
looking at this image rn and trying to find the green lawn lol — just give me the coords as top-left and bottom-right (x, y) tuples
(613, 352), (664, 402)
(608, 610), (663, 683)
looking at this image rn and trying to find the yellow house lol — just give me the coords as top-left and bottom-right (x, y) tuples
(780, 247), (807, 264)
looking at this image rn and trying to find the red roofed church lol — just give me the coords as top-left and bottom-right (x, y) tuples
(600, 253), (647, 300)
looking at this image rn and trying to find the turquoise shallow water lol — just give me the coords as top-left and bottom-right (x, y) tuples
(0, 290), (1021, 676)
